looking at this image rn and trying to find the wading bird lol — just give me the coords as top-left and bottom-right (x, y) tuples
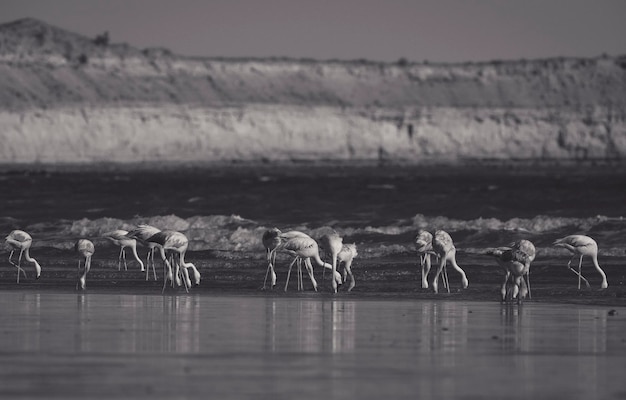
(147, 230), (200, 293)
(553, 235), (608, 289)
(510, 239), (535, 298)
(126, 225), (161, 281)
(261, 227), (282, 289)
(277, 232), (341, 292)
(415, 230), (436, 289)
(319, 231), (343, 293)
(102, 230), (145, 272)
(5, 230), (42, 283)
(75, 239), (94, 290)
(486, 246), (531, 303)
(337, 243), (358, 292)
(431, 230), (468, 294)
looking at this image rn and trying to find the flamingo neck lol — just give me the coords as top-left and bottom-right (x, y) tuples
(592, 254), (607, 280)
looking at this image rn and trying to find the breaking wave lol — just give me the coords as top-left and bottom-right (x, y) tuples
(6, 213), (625, 259)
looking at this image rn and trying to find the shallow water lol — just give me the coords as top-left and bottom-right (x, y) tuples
(2, 165), (626, 398)
(1, 292), (625, 399)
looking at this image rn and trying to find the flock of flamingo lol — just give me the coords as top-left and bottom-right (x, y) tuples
(4, 226), (609, 301)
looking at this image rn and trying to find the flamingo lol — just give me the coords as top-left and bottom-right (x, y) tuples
(126, 225), (161, 281)
(147, 230), (200, 293)
(262, 228), (282, 289)
(5, 230), (42, 283)
(553, 235), (608, 289)
(277, 232), (341, 292)
(510, 239), (535, 298)
(75, 239), (94, 291)
(431, 230), (468, 294)
(102, 230), (145, 272)
(486, 246), (532, 303)
(281, 231), (342, 289)
(337, 243), (358, 292)
(414, 230), (438, 289)
(319, 231), (343, 293)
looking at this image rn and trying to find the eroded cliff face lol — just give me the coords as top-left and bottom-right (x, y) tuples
(2, 105), (624, 164)
(1, 18), (625, 165)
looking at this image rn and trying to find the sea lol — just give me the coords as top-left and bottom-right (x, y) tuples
(1, 162), (625, 260)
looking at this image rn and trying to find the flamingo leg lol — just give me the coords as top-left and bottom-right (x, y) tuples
(421, 254), (431, 289)
(449, 251), (469, 289)
(432, 256), (446, 294)
(180, 257), (190, 293)
(330, 254), (338, 294)
(8, 250), (27, 283)
(567, 256), (590, 288)
(304, 258), (317, 292)
(19, 249), (28, 277)
(525, 267), (532, 299)
(442, 266), (450, 293)
(511, 276), (519, 300)
(270, 250), (277, 287)
(513, 276), (523, 303)
(578, 255), (582, 290)
(344, 259), (355, 292)
(170, 254), (180, 287)
(122, 248), (128, 271)
(145, 250), (151, 281)
(567, 266), (591, 288)
(263, 262), (272, 289)
(297, 258), (303, 291)
(162, 260), (168, 293)
(16, 249), (24, 283)
(151, 249), (157, 281)
(161, 249), (173, 294)
(263, 249), (274, 290)
(117, 247), (123, 271)
(501, 270), (510, 302)
(270, 263), (277, 287)
(284, 257), (298, 292)
(77, 259), (81, 290)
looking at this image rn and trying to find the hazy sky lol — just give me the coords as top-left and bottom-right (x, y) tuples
(2, 0), (625, 63)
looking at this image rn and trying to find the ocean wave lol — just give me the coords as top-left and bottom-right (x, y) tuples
(5, 213), (624, 258)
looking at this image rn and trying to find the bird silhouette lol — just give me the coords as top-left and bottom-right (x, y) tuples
(5, 230), (42, 283)
(431, 230), (468, 294)
(75, 239), (94, 290)
(102, 230), (145, 272)
(553, 235), (607, 289)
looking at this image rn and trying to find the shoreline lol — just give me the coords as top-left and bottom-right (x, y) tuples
(2, 255), (624, 307)
(2, 158), (626, 174)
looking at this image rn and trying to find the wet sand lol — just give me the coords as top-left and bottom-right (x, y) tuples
(1, 253), (626, 399)
(0, 291), (625, 399)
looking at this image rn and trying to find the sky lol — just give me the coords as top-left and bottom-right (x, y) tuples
(1, 0), (626, 63)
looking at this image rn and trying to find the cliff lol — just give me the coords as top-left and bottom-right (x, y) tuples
(1, 18), (626, 165)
